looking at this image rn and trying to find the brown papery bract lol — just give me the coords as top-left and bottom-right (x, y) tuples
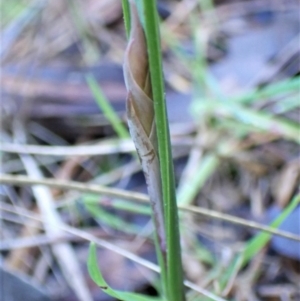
(123, 1), (166, 254)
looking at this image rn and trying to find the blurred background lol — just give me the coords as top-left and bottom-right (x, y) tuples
(1, 0), (300, 300)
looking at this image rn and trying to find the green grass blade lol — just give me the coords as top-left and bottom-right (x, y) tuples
(84, 202), (141, 234)
(86, 73), (129, 139)
(192, 100), (300, 143)
(273, 94), (300, 114)
(233, 76), (300, 105)
(83, 194), (151, 215)
(219, 194), (300, 291)
(141, 1), (186, 300)
(177, 154), (219, 206)
(88, 243), (163, 301)
(242, 194), (300, 263)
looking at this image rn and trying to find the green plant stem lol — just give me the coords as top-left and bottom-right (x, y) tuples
(122, 0), (131, 39)
(140, 1), (185, 300)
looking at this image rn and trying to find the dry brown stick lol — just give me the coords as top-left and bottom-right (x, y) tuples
(1, 174), (299, 242)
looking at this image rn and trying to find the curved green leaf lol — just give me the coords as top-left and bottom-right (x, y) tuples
(87, 243), (163, 301)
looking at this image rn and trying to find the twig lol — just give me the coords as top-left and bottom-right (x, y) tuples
(0, 229), (110, 251)
(1, 140), (134, 156)
(1, 174), (299, 242)
(0, 234), (73, 251)
(0, 137), (192, 156)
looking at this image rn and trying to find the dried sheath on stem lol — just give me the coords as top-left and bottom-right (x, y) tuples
(123, 2), (166, 255)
